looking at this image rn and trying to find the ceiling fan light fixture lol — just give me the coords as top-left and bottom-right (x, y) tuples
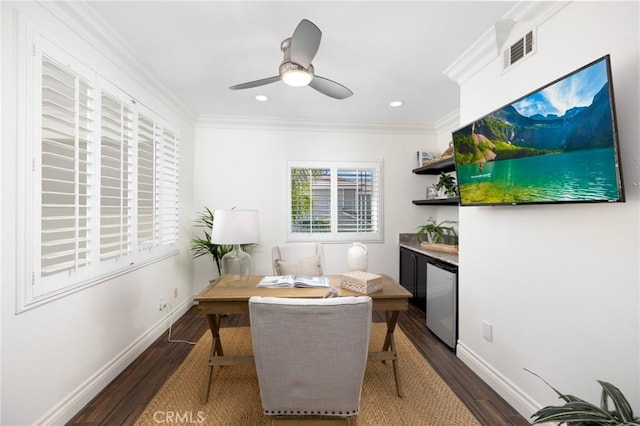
(282, 69), (312, 87)
(279, 62), (314, 87)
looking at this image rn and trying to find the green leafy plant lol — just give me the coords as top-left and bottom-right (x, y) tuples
(190, 207), (234, 276)
(526, 369), (640, 425)
(416, 217), (458, 245)
(435, 172), (458, 198)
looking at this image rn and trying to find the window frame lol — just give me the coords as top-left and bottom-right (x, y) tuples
(286, 160), (383, 243)
(15, 22), (180, 312)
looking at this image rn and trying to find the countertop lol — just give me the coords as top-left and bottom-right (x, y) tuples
(398, 233), (459, 266)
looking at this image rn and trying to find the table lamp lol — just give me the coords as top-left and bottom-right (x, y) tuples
(210, 209), (260, 280)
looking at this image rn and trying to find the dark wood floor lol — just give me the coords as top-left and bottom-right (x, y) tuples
(67, 303), (529, 425)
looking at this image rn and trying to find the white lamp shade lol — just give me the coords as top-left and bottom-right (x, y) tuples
(211, 210), (260, 245)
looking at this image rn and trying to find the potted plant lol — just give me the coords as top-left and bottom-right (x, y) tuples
(190, 207), (234, 276)
(527, 369), (640, 425)
(435, 172), (458, 198)
(416, 217), (458, 245)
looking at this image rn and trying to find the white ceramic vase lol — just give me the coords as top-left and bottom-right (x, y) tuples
(346, 242), (368, 272)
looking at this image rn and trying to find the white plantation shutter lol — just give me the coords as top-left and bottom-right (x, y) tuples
(19, 26), (181, 310)
(288, 161), (383, 242)
(39, 55), (96, 294)
(100, 92), (134, 262)
(159, 128), (179, 247)
(337, 167), (380, 233)
(137, 114), (156, 251)
(290, 167), (331, 234)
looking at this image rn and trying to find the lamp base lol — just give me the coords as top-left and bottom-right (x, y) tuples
(221, 245), (251, 281)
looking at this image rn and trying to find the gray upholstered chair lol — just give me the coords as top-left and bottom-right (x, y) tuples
(248, 296), (372, 421)
(271, 242), (325, 275)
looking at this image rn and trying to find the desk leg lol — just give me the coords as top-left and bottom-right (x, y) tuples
(203, 314), (224, 403)
(383, 311), (403, 398)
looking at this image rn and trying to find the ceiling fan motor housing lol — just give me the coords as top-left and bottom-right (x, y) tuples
(279, 37), (314, 85)
(279, 61), (314, 78)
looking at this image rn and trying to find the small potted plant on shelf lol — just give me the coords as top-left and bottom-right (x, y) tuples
(417, 217), (458, 246)
(526, 369), (640, 425)
(435, 172), (458, 198)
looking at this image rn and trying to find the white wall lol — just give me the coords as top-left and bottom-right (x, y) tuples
(191, 122), (441, 292)
(1, 3), (195, 424)
(456, 1), (639, 417)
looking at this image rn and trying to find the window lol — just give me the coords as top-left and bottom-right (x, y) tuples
(18, 28), (180, 310)
(288, 161), (383, 242)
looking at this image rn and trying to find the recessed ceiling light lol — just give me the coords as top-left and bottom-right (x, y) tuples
(255, 95), (268, 102)
(390, 101), (404, 107)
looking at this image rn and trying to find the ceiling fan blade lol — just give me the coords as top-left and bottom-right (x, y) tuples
(229, 76), (280, 90)
(290, 19), (321, 68)
(309, 76), (353, 100)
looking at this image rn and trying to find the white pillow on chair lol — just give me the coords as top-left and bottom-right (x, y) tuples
(274, 254), (322, 276)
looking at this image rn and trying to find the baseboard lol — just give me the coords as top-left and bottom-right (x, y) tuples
(35, 296), (196, 426)
(456, 341), (540, 421)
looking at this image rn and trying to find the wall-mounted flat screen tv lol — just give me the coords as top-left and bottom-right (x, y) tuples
(452, 55), (625, 206)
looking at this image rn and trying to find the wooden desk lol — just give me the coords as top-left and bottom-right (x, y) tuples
(195, 274), (412, 402)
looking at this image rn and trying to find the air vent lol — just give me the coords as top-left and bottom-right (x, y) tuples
(503, 30), (536, 71)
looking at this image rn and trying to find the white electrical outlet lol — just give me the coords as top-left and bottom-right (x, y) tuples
(482, 320), (493, 342)
(159, 298), (168, 311)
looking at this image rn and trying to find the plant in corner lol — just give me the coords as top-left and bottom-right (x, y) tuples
(526, 369), (640, 425)
(435, 172), (458, 198)
(416, 217), (458, 245)
(190, 207), (234, 276)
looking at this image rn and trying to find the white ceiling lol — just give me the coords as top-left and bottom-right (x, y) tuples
(88, 1), (520, 128)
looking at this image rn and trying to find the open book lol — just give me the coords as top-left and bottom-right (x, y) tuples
(257, 275), (331, 288)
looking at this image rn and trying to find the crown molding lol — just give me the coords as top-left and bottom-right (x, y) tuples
(36, 0), (197, 125)
(443, 24), (502, 86)
(444, 1), (570, 86)
(196, 114), (438, 136)
(504, 1), (570, 25)
(434, 109), (460, 134)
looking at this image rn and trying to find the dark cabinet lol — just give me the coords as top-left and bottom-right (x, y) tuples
(399, 247), (427, 311)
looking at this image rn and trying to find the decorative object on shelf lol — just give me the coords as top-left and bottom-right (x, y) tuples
(526, 369), (640, 425)
(416, 150), (438, 168)
(190, 207), (235, 276)
(346, 242), (368, 271)
(341, 271), (383, 294)
(419, 142), (454, 168)
(426, 187), (438, 199)
(435, 172), (459, 198)
(417, 217), (458, 245)
(210, 209), (260, 281)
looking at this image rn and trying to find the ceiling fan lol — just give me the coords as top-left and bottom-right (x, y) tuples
(229, 19), (353, 100)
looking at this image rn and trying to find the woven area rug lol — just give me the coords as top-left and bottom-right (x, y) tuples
(136, 324), (480, 425)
